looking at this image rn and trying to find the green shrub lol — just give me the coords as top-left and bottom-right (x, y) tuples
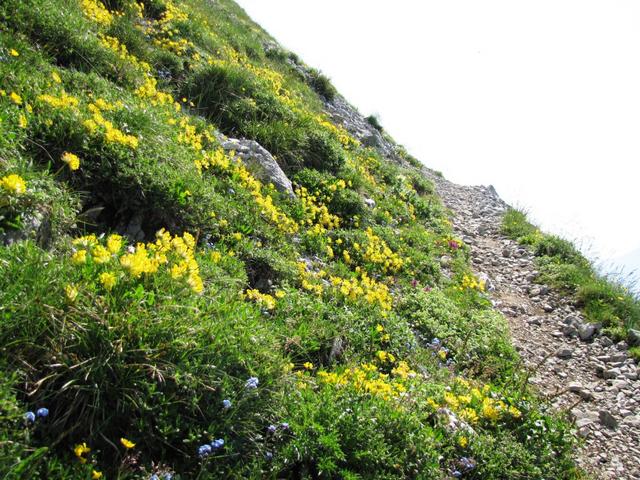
(365, 114), (383, 132)
(306, 68), (337, 101)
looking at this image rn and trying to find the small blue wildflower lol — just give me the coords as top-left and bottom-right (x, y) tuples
(222, 399), (232, 409)
(245, 377), (259, 389)
(36, 408), (49, 418)
(267, 424), (277, 434)
(198, 443), (212, 458)
(24, 411), (35, 423)
(280, 422), (289, 430)
(228, 188), (236, 195)
(452, 471), (462, 478)
(163, 475), (173, 480)
(265, 451), (273, 461)
(211, 438), (224, 450)
(431, 338), (441, 346)
(150, 475), (160, 480)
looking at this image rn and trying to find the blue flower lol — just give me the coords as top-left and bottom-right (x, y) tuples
(150, 475), (160, 480)
(24, 411), (35, 423)
(36, 408), (49, 418)
(163, 475), (173, 480)
(431, 338), (441, 346)
(211, 438), (224, 450)
(280, 422), (289, 430)
(222, 399), (232, 409)
(245, 377), (259, 389)
(265, 451), (273, 461)
(267, 424), (277, 434)
(198, 444), (212, 458)
(452, 471), (462, 478)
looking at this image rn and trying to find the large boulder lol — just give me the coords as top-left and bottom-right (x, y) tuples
(218, 135), (295, 197)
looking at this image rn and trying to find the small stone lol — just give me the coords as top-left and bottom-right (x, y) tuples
(562, 325), (578, 338)
(578, 324), (597, 341)
(556, 348), (573, 359)
(543, 303), (554, 312)
(603, 368), (621, 379)
(502, 248), (511, 258)
(599, 410), (618, 429)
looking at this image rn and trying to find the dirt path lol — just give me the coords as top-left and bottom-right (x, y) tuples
(424, 170), (640, 479)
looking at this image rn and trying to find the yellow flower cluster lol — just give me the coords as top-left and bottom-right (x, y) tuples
(61, 152), (80, 171)
(458, 274), (486, 292)
(154, 36), (194, 56)
(435, 378), (522, 426)
(9, 91), (22, 105)
(329, 269), (393, 311)
(70, 230), (203, 294)
(84, 110), (139, 149)
(135, 77), (180, 109)
(295, 186), (340, 232)
(81, 0), (114, 25)
(316, 362), (409, 401)
(362, 228), (404, 273)
(244, 289), (277, 310)
(37, 92), (79, 110)
(0, 174), (27, 195)
(98, 34), (151, 73)
(314, 114), (359, 149)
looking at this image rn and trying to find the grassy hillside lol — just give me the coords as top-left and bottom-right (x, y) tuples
(0, 1), (580, 478)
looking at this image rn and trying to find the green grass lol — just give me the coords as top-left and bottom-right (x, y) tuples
(0, 0), (584, 478)
(502, 208), (640, 341)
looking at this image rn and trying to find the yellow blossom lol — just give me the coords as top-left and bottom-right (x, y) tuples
(10, 49), (19, 57)
(303, 362), (314, 370)
(71, 249), (88, 265)
(99, 272), (117, 290)
(9, 92), (22, 105)
(61, 152), (80, 171)
(106, 234), (123, 254)
(65, 284), (79, 302)
(92, 471), (103, 479)
(18, 114), (27, 128)
(73, 442), (90, 463)
(120, 437), (135, 449)
(0, 174), (27, 195)
(51, 71), (62, 83)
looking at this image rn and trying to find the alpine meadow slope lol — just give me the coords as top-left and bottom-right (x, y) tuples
(0, 0), (590, 478)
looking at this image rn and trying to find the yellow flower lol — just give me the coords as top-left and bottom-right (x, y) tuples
(375, 324), (384, 333)
(74, 442), (90, 463)
(61, 152), (80, 171)
(51, 71), (62, 83)
(18, 114), (27, 128)
(106, 234), (123, 254)
(10, 49), (19, 57)
(120, 437), (136, 449)
(71, 249), (88, 265)
(458, 436), (469, 448)
(0, 174), (27, 195)
(303, 362), (314, 370)
(92, 245), (111, 264)
(65, 284), (79, 302)
(99, 272), (117, 290)
(92, 471), (103, 479)
(9, 92), (22, 105)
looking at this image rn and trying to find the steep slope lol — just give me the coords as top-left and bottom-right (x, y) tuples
(0, 0), (583, 478)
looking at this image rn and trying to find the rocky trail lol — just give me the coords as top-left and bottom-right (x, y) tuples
(424, 171), (640, 479)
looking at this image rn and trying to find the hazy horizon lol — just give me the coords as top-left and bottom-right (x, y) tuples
(236, 0), (640, 277)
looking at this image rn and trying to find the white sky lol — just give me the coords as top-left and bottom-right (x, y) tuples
(236, 0), (640, 267)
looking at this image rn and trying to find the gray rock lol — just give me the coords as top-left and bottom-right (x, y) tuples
(364, 198), (376, 208)
(578, 323), (597, 341)
(562, 325), (579, 338)
(628, 329), (640, 347)
(599, 410), (618, 429)
(556, 348), (573, 359)
(219, 136), (294, 196)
